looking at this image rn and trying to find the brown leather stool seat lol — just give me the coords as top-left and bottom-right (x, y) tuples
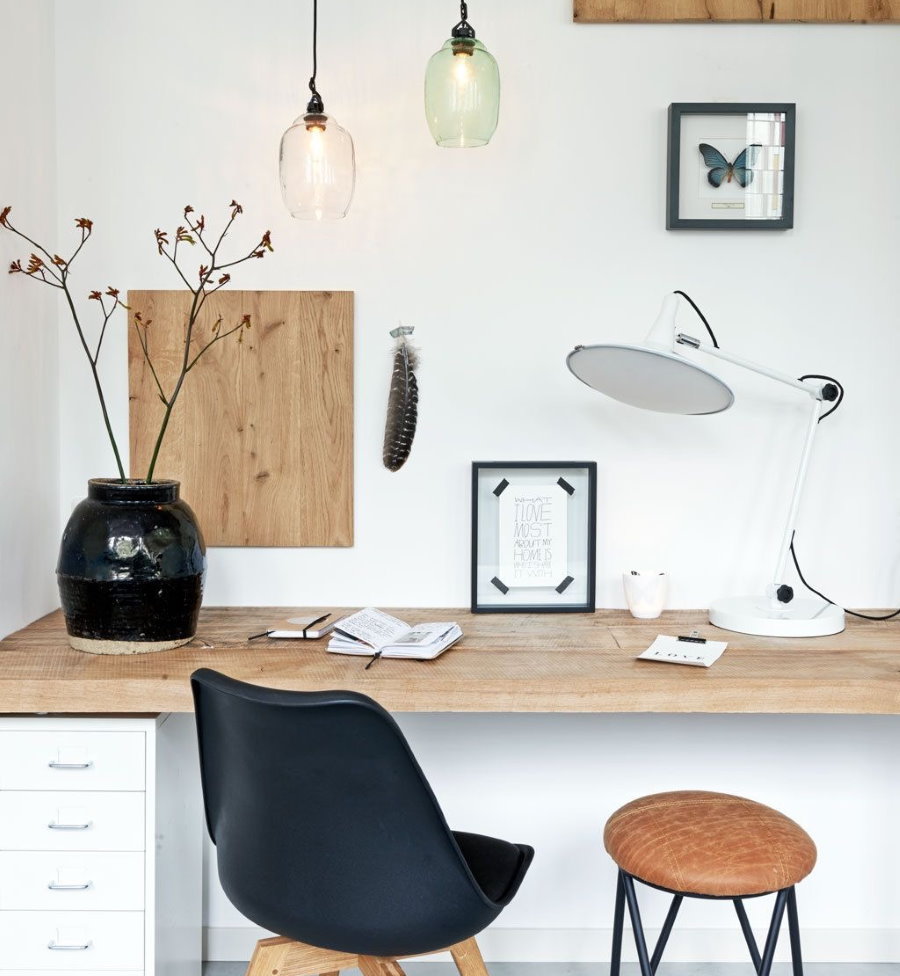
(603, 790), (817, 976)
(604, 789), (817, 897)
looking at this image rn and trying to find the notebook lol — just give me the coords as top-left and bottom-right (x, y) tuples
(327, 608), (462, 661)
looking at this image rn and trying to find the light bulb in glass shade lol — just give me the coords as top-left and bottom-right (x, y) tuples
(425, 37), (499, 148)
(279, 112), (356, 220)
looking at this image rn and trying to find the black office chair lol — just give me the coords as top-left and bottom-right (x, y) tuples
(191, 669), (533, 976)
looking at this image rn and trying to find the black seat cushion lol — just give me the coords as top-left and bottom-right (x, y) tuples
(453, 831), (534, 906)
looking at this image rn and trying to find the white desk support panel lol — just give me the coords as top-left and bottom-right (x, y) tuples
(0, 715), (202, 976)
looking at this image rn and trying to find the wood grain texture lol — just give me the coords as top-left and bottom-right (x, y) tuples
(128, 290), (353, 547)
(449, 939), (490, 976)
(245, 936), (358, 976)
(574, 0), (900, 20)
(2, 608), (900, 715)
(357, 959), (407, 976)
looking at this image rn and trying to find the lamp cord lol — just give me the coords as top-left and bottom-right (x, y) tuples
(308, 0), (322, 110)
(677, 291), (893, 620)
(787, 372), (900, 620)
(674, 290), (720, 348)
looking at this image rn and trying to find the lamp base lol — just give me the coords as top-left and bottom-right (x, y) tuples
(709, 595), (845, 638)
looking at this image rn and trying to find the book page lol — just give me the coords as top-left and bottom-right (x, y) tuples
(390, 623), (456, 648)
(333, 608), (410, 650)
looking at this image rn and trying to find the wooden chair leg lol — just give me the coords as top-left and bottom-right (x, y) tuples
(449, 938), (489, 976)
(246, 937), (292, 976)
(245, 937), (358, 976)
(358, 958), (408, 976)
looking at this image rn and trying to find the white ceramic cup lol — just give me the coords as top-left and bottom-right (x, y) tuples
(622, 571), (668, 619)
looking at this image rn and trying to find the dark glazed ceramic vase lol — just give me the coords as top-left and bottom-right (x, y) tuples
(57, 479), (206, 654)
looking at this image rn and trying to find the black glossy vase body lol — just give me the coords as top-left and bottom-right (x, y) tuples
(57, 480), (206, 654)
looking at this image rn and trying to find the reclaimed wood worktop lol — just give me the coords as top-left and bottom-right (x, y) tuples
(1, 607), (899, 714)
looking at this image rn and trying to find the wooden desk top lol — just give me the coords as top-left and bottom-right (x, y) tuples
(2, 607), (900, 715)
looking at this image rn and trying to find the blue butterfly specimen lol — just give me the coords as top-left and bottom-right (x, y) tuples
(698, 143), (762, 188)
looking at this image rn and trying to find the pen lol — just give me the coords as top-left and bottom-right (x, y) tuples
(302, 613), (331, 637)
(248, 630), (273, 641)
(364, 651), (383, 670)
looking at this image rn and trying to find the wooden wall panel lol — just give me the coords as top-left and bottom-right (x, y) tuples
(128, 290), (353, 548)
(575, 0), (899, 19)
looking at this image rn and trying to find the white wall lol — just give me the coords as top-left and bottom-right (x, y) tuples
(0, 0), (58, 639)
(25, 0), (900, 962)
(50, 1), (900, 611)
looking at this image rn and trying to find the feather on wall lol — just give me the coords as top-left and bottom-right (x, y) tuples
(383, 326), (419, 472)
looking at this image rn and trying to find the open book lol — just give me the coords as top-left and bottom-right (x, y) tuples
(327, 608), (462, 661)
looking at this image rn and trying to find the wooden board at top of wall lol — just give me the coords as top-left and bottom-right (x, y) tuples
(574, 0), (899, 20)
(128, 290), (353, 548)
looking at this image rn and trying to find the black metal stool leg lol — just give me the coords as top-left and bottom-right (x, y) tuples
(734, 898), (762, 971)
(609, 870), (625, 976)
(786, 886), (804, 976)
(621, 873), (654, 976)
(649, 894), (683, 974)
(758, 888), (789, 976)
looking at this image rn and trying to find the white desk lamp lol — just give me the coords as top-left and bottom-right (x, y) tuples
(566, 291), (844, 638)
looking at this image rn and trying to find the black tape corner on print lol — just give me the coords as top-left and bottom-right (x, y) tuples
(557, 478), (575, 495)
(493, 479), (510, 496)
(555, 575), (575, 594)
(491, 576), (510, 594)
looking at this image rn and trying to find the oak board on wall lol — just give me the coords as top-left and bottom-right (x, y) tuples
(128, 290), (353, 548)
(574, 0), (899, 20)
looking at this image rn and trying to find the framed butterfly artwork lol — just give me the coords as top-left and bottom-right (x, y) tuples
(666, 103), (795, 230)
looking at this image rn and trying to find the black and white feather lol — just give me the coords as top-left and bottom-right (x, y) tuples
(383, 329), (419, 472)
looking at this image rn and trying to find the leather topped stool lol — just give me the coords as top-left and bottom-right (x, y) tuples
(604, 790), (817, 976)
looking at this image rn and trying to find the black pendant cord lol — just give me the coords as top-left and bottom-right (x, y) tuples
(452, 0), (477, 38)
(307, 0), (324, 113)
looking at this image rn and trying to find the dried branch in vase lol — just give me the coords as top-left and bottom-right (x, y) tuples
(0, 201), (273, 483)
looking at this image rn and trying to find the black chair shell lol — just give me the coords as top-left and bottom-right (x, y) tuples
(191, 669), (533, 957)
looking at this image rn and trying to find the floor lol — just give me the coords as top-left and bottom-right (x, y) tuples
(205, 965), (900, 975)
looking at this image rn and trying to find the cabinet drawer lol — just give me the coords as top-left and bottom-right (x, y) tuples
(0, 852), (144, 911)
(0, 910), (144, 970)
(0, 732), (144, 791)
(0, 792), (145, 852)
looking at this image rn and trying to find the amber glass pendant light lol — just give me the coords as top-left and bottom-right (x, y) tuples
(424, 2), (500, 148)
(279, 0), (355, 220)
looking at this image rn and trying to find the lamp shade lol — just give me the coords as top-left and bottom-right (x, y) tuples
(566, 344), (734, 415)
(425, 38), (500, 148)
(279, 112), (356, 220)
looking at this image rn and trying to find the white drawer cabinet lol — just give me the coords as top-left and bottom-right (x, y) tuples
(0, 851), (144, 910)
(0, 910), (144, 970)
(0, 715), (201, 976)
(0, 731), (145, 791)
(0, 791), (145, 851)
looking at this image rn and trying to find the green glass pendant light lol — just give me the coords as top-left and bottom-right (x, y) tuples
(424, 2), (500, 148)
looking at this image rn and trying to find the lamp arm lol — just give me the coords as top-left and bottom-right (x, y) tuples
(770, 394), (823, 600)
(679, 332), (832, 604)
(677, 334), (828, 400)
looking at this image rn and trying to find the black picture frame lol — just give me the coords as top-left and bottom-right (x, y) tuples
(471, 461), (597, 614)
(666, 103), (796, 231)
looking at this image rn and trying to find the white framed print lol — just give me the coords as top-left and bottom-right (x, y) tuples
(471, 461), (597, 613)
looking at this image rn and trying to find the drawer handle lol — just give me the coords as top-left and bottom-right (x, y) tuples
(48, 821), (93, 830)
(48, 881), (93, 890)
(48, 760), (94, 769)
(48, 941), (92, 951)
